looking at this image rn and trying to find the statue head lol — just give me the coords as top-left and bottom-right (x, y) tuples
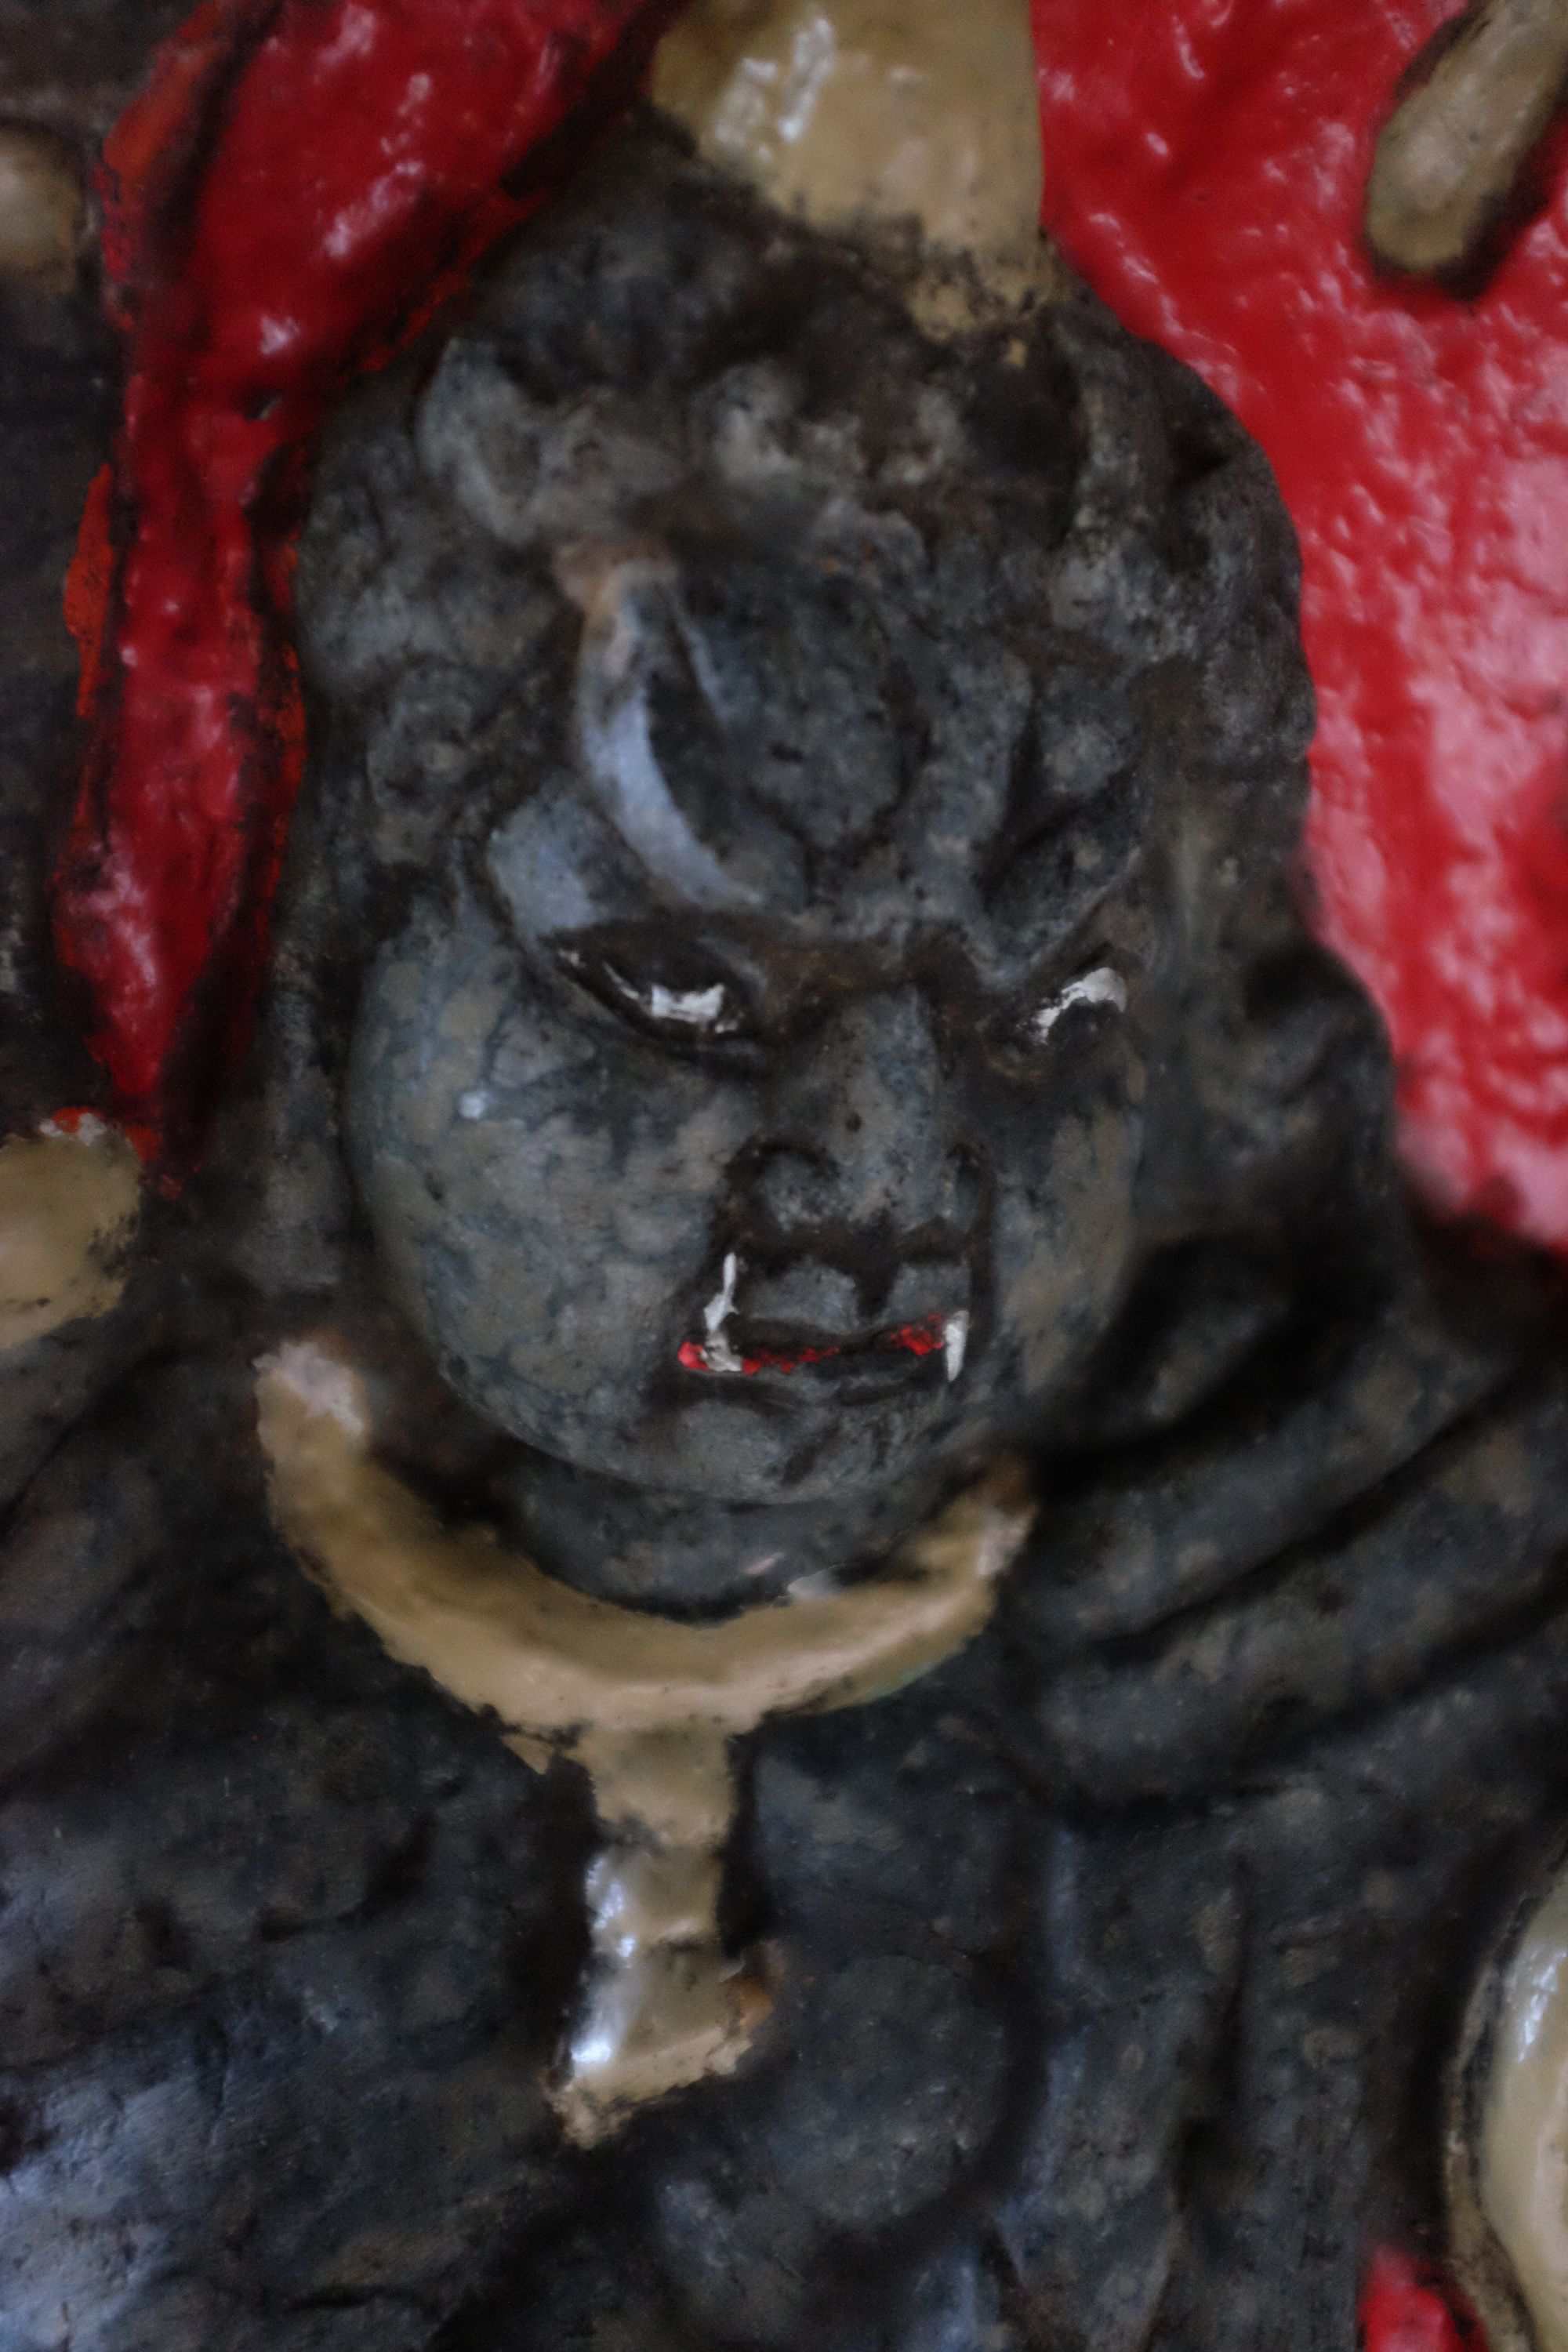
(265, 121), (1389, 1522)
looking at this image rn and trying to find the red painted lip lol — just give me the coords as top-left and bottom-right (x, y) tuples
(678, 1310), (953, 1379)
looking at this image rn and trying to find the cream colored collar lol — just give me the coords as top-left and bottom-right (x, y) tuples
(256, 1338), (1035, 2142)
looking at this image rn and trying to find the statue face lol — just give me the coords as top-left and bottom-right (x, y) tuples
(344, 514), (1153, 1506)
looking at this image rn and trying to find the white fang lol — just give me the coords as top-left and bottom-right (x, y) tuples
(943, 1311), (970, 1384)
(695, 1251), (744, 1374)
(1030, 965), (1127, 1043)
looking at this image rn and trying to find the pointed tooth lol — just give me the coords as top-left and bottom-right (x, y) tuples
(703, 1251), (741, 1337)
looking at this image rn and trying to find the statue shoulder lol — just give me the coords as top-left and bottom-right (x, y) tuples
(1007, 1237), (1568, 1804)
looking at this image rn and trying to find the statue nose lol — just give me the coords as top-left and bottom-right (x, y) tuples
(748, 988), (975, 1240)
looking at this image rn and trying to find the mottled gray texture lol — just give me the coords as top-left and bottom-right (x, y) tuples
(2, 99), (1568, 2352)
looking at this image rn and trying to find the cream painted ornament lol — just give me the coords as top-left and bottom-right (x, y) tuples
(1450, 1857), (1568, 2352)
(0, 1121), (140, 1359)
(256, 1341), (1034, 2140)
(651, 0), (1059, 322)
(1365, 0), (1568, 281)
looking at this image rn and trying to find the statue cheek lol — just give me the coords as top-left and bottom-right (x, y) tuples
(991, 1106), (1140, 1395)
(349, 979), (758, 1436)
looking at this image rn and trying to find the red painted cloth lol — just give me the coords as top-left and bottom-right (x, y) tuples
(1360, 2249), (1486, 2350)
(53, 0), (681, 1167)
(1034, 0), (1568, 1254)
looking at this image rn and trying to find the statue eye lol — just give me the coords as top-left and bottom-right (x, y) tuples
(604, 965), (741, 1035)
(1028, 964), (1127, 1044)
(981, 959), (1131, 1079)
(557, 938), (755, 1044)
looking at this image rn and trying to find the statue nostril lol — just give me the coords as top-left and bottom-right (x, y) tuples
(747, 1142), (835, 1232)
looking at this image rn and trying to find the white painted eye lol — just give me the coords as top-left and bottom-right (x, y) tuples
(1029, 964), (1127, 1044)
(604, 968), (735, 1034)
(561, 944), (747, 1040)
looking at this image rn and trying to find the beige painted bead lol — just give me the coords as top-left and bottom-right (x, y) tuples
(0, 1121), (141, 1355)
(0, 123), (84, 289)
(650, 0), (1055, 315)
(1366, 0), (1568, 278)
(1470, 1862), (1568, 2351)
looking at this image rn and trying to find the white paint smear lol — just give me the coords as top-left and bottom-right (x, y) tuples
(693, 1250), (745, 1374)
(1030, 964), (1127, 1043)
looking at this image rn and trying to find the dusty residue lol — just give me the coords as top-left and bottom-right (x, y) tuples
(1366, 0), (1568, 280)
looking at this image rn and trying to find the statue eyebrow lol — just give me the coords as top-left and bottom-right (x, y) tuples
(969, 837), (1146, 996)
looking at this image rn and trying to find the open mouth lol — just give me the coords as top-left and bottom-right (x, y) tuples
(677, 1255), (970, 1385)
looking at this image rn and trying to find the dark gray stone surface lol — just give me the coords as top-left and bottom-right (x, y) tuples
(2, 99), (1567, 2352)
(0, 0), (192, 141)
(0, 271), (107, 1131)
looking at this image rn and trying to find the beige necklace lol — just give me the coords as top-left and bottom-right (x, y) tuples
(256, 1338), (1035, 2145)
